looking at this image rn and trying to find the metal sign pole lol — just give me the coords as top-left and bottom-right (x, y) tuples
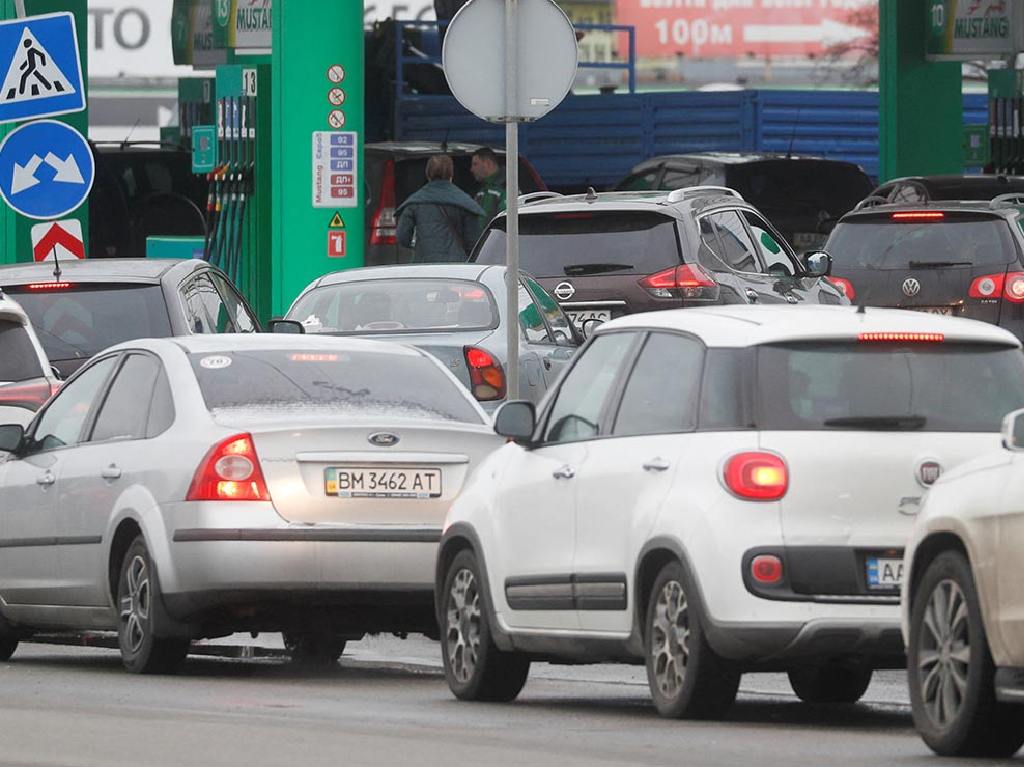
(504, 0), (520, 401)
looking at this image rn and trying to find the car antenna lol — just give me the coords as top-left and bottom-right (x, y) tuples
(51, 243), (62, 283)
(856, 303), (866, 314)
(441, 127), (450, 154)
(584, 186), (598, 202)
(786, 107), (802, 160)
(121, 118), (141, 150)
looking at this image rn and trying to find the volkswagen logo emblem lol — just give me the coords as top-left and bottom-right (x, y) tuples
(902, 277), (922, 298)
(368, 432), (400, 447)
(917, 460), (943, 488)
(554, 281), (576, 301)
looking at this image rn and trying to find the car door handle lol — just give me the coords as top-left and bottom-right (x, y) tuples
(745, 288), (759, 303)
(101, 465), (122, 480)
(36, 471), (55, 487)
(643, 458), (671, 472)
(552, 465), (576, 480)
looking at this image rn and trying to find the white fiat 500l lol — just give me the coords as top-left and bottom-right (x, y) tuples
(0, 335), (502, 673)
(901, 409), (1024, 758)
(436, 305), (1024, 716)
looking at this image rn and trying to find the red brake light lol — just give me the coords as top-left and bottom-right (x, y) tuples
(639, 264), (719, 300)
(827, 276), (856, 301)
(186, 433), (271, 502)
(857, 332), (944, 343)
(891, 212), (945, 222)
(970, 272), (1024, 303)
(370, 159), (397, 246)
(25, 282), (72, 291)
(751, 554), (784, 584)
(723, 452), (788, 501)
(464, 345), (506, 402)
(289, 353), (338, 362)
(0, 379), (56, 410)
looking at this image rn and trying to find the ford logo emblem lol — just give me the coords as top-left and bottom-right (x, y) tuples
(368, 432), (400, 447)
(554, 281), (576, 301)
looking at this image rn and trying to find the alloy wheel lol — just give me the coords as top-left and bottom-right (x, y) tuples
(446, 568), (481, 684)
(917, 578), (971, 727)
(651, 579), (690, 699)
(120, 554), (151, 654)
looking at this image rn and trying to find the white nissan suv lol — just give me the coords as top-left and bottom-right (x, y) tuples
(435, 305), (1024, 717)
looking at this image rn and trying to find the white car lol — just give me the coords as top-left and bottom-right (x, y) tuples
(0, 289), (57, 430)
(0, 334), (502, 673)
(435, 305), (1024, 716)
(901, 409), (1024, 758)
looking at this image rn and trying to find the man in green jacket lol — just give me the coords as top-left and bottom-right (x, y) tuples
(471, 147), (507, 240)
(396, 154), (485, 262)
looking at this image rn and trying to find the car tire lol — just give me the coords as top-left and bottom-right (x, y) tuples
(787, 662), (873, 704)
(645, 560), (740, 719)
(908, 550), (1024, 758)
(0, 612), (19, 661)
(117, 536), (190, 675)
(441, 549), (530, 702)
(283, 632), (347, 669)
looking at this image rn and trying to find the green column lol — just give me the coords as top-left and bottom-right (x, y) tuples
(271, 1), (364, 316)
(879, 0), (962, 181)
(0, 0), (88, 266)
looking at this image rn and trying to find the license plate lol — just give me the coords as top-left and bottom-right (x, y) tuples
(324, 467), (442, 499)
(866, 556), (904, 590)
(907, 306), (955, 316)
(566, 309), (612, 328)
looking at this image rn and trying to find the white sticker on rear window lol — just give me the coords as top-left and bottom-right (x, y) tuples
(199, 355), (232, 370)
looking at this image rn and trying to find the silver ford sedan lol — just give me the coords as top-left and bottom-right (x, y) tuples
(0, 334), (503, 673)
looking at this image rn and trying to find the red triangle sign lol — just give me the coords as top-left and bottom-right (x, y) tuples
(32, 221), (84, 262)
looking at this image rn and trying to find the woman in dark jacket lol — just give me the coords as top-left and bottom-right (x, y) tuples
(396, 154), (485, 263)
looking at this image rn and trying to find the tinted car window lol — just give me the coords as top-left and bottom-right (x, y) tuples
(544, 332), (635, 443)
(827, 214), (1017, 269)
(524, 277), (575, 345)
(617, 167), (662, 191)
(210, 273), (257, 333)
(613, 333), (703, 437)
(289, 279), (497, 334)
(181, 273), (234, 334)
(476, 212), (681, 277)
(91, 354), (162, 443)
(699, 348), (754, 430)
(146, 367), (175, 437)
(6, 285), (173, 365)
(0, 320), (43, 382)
(757, 342), (1024, 432)
(32, 356), (117, 452)
(660, 166), (702, 189)
(518, 283), (550, 343)
(743, 211), (797, 275)
(703, 211), (760, 272)
(190, 349), (483, 424)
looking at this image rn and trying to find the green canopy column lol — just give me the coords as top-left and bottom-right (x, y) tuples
(879, 0), (962, 181)
(271, 1), (364, 316)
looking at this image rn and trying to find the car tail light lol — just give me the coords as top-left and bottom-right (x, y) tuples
(827, 276), (856, 301)
(25, 282), (72, 291)
(891, 211), (945, 222)
(370, 159), (397, 246)
(858, 332), (944, 343)
(723, 452), (788, 501)
(186, 433), (271, 502)
(969, 272), (1024, 303)
(639, 264), (719, 300)
(0, 379), (57, 410)
(751, 555), (784, 584)
(464, 345), (506, 402)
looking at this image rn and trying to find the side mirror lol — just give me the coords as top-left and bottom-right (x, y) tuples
(804, 251), (833, 278)
(1002, 408), (1024, 451)
(494, 401), (536, 445)
(0, 424), (25, 454)
(580, 318), (604, 340)
(268, 319), (305, 334)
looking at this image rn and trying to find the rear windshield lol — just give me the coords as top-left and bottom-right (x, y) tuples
(827, 214), (1017, 269)
(189, 350), (483, 424)
(757, 342), (1024, 432)
(0, 319), (43, 382)
(288, 279), (497, 334)
(474, 212), (680, 277)
(5, 284), (172, 363)
(729, 161), (873, 220)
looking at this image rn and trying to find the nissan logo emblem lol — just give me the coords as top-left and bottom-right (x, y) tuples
(902, 277), (922, 298)
(917, 460), (943, 488)
(368, 432), (400, 447)
(554, 281), (576, 301)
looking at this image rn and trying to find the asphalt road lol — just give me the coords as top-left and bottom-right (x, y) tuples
(1, 636), (1020, 767)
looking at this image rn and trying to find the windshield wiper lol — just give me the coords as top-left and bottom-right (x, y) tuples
(563, 263), (627, 277)
(907, 260), (972, 269)
(823, 415), (927, 431)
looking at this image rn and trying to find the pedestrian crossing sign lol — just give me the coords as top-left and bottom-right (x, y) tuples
(0, 13), (85, 125)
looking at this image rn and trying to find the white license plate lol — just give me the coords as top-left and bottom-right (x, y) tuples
(908, 306), (954, 316)
(325, 467), (442, 499)
(866, 556), (904, 590)
(566, 309), (612, 328)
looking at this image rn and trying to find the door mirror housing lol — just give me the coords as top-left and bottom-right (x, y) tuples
(804, 251), (833, 278)
(580, 318), (604, 340)
(0, 424), (25, 454)
(494, 401), (537, 445)
(268, 319), (305, 334)
(1002, 408), (1024, 451)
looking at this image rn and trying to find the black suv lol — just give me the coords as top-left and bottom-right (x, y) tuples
(615, 152), (873, 253)
(825, 196), (1024, 339)
(470, 187), (845, 329)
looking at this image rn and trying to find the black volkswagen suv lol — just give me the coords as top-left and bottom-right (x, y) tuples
(825, 197), (1024, 340)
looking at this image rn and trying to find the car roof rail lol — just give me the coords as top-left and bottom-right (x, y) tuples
(666, 186), (743, 204)
(991, 193), (1024, 209)
(853, 195), (892, 211)
(518, 191), (564, 206)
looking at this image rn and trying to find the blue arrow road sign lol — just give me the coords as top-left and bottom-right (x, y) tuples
(0, 12), (85, 125)
(0, 119), (94, 220)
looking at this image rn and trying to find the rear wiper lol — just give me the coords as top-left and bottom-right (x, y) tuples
(907, 260), (972, 269)
(563, 263), (627, 276)
(823, 415), (927, 431)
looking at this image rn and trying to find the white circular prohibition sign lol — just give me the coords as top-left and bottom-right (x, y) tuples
(328, 110), (346, 128)
(327, 64), (346, 83)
